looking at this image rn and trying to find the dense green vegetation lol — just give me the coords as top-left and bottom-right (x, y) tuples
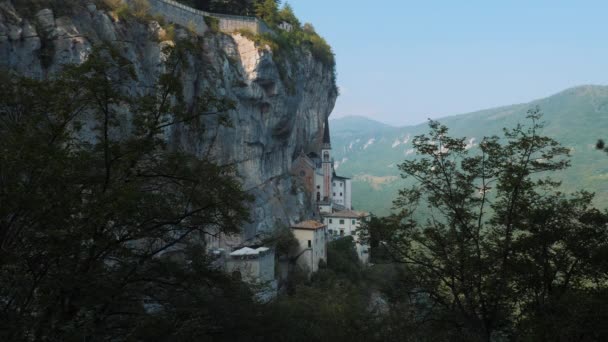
(178, 0), (336, 73)
(0, 38), (364, 341)
(331, 86), (608, 216)
(2, 44), (607, 340)
(176, 0), (280, 20)
(359, 112), (608, 341)
(0, 42), (255, 340)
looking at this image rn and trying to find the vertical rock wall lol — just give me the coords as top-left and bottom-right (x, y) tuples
(0, 1), (338, 241)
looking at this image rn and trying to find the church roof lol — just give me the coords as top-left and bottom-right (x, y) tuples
(332, 172), (350, 180)
(322, 117), (331, 145)
(291, 220), (326, 230)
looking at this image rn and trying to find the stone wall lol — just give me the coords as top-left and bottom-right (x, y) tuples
(143, 0), (208, 35)
(140, 0), (272, 35)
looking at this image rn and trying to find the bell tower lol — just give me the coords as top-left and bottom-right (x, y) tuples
(321, 117), (332, 202)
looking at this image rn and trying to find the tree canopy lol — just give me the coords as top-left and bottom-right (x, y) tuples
(0, 42), (259, 340)
(361, 109), (608, 341)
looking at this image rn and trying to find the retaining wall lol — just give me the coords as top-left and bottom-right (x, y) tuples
(130, 0), (273, 35)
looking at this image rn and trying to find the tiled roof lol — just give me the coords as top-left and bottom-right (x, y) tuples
(291, 220), (326, 230)
(324, 210), (369, 219)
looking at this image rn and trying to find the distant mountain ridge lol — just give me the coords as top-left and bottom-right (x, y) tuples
(331, 85), (608, 216)
(330, 115), (397, 138)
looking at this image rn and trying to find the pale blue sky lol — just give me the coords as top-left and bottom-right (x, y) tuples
(289, 1), (608, 126)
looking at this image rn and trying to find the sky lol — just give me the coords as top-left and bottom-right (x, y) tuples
(288, 1), (608, 126)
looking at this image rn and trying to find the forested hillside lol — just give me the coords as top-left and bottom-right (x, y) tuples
(332, 85), (608, 215)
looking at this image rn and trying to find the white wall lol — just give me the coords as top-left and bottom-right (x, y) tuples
(324, 216), (369, 264)
(331, 179), (346, 206)
(314, 172), (323, 202)
(325, 216), (360, 237)
(292, 228), (326, 274)
(345, 179), (352, 210)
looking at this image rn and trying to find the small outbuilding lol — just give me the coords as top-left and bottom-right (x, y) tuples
(226, 246), (275, 284)
(290, 220), (327, 275)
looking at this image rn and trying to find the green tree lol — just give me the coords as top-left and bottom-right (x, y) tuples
(278, 3), (300, 27)
(254, 0), (279, 26)
(0, 43), (257, 341)
(366, 108), (608, 341)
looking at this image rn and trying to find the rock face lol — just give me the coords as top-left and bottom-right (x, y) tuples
(0, 2), (337, 240)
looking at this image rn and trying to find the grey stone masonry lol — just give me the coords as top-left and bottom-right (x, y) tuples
(131, 0), (273, 35)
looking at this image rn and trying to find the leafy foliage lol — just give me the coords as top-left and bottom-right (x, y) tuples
(331, 86), (608, 216)
(176, 0), (336, 73)
(361, 109), (608, 341)
(0, 43), (254, 341)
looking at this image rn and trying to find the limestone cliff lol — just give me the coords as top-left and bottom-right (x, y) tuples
(0, 1), (338, 240)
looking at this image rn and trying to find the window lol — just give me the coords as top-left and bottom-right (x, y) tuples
(316, 192), (320, 202)
(340, 230), (344, 236)
(340, 192), (343, 196)
(352, 220), (356, 225)
(339, 219), (345, 225)
(340, 183), (342, 187)
(317, 185), (320, 189)
(333, 192), (336, 196)
(308, 240), (311, 248)
(329, 219), (333, 224)
(333, 182), (336, 186)
(299, 170), (305, 177)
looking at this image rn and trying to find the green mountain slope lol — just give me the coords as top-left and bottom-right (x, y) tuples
(330, 85), (608, 216)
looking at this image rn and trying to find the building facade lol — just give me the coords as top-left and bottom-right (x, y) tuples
(323, 210), (371, 264)
(292, 118), (352, 214)
(225, 247), (275, 284)
(290, 220), (327, 274)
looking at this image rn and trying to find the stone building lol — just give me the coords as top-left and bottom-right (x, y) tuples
(226, 247), (275, 284)
(290, 220), (327, 275)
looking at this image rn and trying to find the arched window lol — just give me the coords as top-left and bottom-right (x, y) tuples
(316, 192), (321, 202)
(323, 152), (329, 161)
